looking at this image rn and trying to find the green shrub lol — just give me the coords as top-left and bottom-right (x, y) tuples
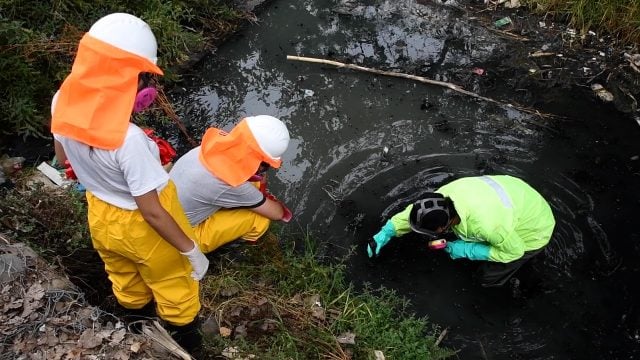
(0, 182), (90, 255)
(0, 0), (245, 138)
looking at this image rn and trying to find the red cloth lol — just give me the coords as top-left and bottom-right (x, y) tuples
(143, 129), (176, 165)
(64, 160), (77, 180)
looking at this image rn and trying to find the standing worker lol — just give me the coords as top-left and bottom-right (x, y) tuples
(169, 115), (292, 254)
(51, 13), (208, 352)
(368, 175), (555, 287)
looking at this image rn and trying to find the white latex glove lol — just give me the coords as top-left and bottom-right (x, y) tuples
(180, 240), (209, 281)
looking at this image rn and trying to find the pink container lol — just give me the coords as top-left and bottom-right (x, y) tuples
(428, 239), (447, 250)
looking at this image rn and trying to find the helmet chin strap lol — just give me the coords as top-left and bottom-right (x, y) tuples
(133, 86), (157, 113)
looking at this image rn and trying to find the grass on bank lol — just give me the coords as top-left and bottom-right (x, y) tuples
(0, 179), (453, 359)
(0, 0), (248, 139)
(523, 0), (640, 43)
(200, 234), (454, 359)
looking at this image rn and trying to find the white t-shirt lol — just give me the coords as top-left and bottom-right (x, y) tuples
(53, 124), (169, 210)
(169, 147), (264, 226)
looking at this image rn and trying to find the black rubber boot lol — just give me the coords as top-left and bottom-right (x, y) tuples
(122, 302), (156, 334)
(165, 319), (203, 357)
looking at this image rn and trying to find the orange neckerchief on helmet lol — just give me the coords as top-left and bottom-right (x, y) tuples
(51, 33), (163, 150)
(199, 119), (282, 187)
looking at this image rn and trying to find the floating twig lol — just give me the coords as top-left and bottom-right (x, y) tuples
(434, 327), (449, 347)
(156, 88), (199, 147)
(486, 27), (529, 41)
(286, 55), (555, 118)
(529, 51), (555, 57)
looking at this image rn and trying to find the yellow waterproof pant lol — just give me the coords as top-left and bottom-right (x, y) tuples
(86, 181), (200, 326)
(194, 208), (270, 254)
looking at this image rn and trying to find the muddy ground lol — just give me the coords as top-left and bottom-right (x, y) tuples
(448, 0), (640, 118)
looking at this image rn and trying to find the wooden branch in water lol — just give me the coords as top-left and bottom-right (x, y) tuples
(434, 327), (449, 347)
(156, 89), (199, 148)
(286, 55), (555, 118)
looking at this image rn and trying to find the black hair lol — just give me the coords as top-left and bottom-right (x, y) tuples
(138, 73), (154, 90)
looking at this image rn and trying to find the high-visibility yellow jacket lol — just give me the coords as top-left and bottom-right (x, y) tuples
(389, 175), (555, 263)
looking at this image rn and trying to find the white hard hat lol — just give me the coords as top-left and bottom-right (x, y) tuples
(51, 90), (60, 116)
(88, 13), (158, 64)
(245, 115), (290, 160)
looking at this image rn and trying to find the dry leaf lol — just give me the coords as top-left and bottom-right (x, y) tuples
(97, 329), (114, 340)
(336, 331), (356, 345)
(114, 350), (131, 360)
(221, 286), (239, 297)
(222, 346), (239, 358)
(25, 283), (45, 302)
(78, 328), (103, 349)
(289, 293), (302, 304)
(220, 326), (232, 337)
(111, 328), (126, 343)
(311, 306), (325, 321)
(256, 297), (268, 306)
(130, 342), (141, 353)
(304, 294), (321, 307)
(3, 299), (22, 312)
(21, 283), (45, 318)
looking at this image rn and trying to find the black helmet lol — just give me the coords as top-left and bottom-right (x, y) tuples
(409, 193), (451, 237)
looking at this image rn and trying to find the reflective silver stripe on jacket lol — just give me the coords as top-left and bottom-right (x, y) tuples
(480, 176), (512, 208)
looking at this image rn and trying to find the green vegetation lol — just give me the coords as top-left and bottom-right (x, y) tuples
(524, 0), (640, 42)
(200, 234), (453, 359)
(0, 0), (247, 138)
(0, 180), (90, 255)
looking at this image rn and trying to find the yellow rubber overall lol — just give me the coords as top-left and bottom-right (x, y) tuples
(194, 209), (270, 254)
(86, 181), (200, 326)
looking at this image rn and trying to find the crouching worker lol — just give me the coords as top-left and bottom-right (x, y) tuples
(51, 13), (208, 352)
(368, 175), (555, 287)
(169, 115), (292, 253)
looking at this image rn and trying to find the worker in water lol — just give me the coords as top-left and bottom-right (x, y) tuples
(367, 175), (555, 287)
(50, 13), (208, 352)
(169, 115), (292, 253)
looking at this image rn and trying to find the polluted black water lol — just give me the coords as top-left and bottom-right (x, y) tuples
(168, 0), (640, 358)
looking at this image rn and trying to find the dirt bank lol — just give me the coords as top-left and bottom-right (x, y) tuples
(452, 0), (640, 120)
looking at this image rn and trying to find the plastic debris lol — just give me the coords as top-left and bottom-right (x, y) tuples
(494, 17), (512, 28)
(591, 84), (614, 102)
(336, 331), (356, 345)
(471, 67), (485, 76)
(302, 89), (314, 97)
(36, 162), (65, 186)
(530, 51), (555, 57)
(624, 53), (640, 73)
(504, 0), (521, 8)
(1, 156), (25, 175)
(374, 350), (386, 360)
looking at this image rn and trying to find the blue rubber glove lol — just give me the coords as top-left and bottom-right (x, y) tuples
(444, 240), (490, 261)
(367, 221), (396, 258)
